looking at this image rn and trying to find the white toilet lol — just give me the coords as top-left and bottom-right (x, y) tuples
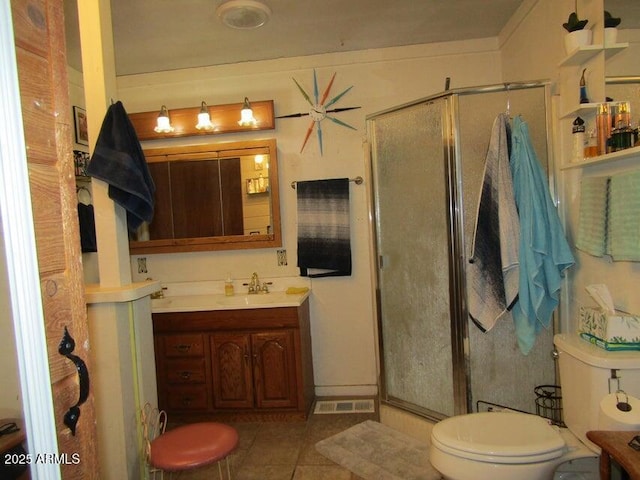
(429, 333), (640, 480)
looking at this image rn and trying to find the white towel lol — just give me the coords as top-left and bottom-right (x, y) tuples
(467, 114), (520, 332)
(576, 176), (609, 257)
(608, 170), (640, 261)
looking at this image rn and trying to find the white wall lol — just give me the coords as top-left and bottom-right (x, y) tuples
(0, 212), (22, 418)
(117, 39), (504, 396)
(499, 0), (568, 83)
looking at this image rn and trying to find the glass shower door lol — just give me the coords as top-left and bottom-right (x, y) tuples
(370, 97), (461, 419)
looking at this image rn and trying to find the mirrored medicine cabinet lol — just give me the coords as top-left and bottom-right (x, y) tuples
(129, 138), (281, 254)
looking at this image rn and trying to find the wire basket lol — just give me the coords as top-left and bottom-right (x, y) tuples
(535, 385), (564, 426)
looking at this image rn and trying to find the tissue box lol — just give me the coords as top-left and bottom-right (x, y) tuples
(579, 307), (640, 349)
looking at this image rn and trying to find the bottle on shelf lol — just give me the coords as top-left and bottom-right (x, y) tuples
(572, 116), (586, 163)
(584, 127), (598, 159)
(579, 69), (590, 104)
(596, 103), (611, 156)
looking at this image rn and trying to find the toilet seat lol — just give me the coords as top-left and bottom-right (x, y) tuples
(431, 412), (566, 464)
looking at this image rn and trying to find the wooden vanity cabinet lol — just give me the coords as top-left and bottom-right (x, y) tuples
(153, 300), (314, 421)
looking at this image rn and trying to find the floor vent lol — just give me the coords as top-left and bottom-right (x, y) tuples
(313, 399), (375, 415)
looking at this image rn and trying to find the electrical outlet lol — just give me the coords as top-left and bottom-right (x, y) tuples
(277, 249), (287, 266)
(137, 257), (148, 274)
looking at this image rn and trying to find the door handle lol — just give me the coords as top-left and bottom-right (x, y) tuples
(58, 326), (90, 436)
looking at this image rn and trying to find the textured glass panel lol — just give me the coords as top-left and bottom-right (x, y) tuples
(372, 99), (454, 417)
(458, 87), (556, 413)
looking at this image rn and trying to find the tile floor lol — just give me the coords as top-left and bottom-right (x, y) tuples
(163, 409), (378, 480)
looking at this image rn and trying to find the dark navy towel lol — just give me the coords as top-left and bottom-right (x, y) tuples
(297, 178), (352, 278)
(87, 101), (155, 231)
(77, 203), (97, 252)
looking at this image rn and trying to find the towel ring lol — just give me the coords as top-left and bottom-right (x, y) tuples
(77, 186), (92, 205)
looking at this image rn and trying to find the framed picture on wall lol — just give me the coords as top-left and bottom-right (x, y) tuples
(73, 106), (89, 146)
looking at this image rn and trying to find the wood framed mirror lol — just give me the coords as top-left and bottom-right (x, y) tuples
(129, 138), (281, 254)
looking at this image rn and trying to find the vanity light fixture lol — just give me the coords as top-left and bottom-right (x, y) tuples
(254, 154), (265, 170)
(128, 100), (275, 140)
(195, 101), (215, 130)
(153, 105), (174, 133)
(216, 0), (271, 30)
(238, 97), (258, 127)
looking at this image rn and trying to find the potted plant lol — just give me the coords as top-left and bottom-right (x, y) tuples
(604, 11), (621, 45)
(563, 10), (592, 54)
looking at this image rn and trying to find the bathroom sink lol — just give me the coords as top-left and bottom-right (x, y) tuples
(216, 294), (281, 306)
(151, 291), (309, 313)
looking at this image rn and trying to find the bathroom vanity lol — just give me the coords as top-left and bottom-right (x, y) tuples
(151, 291), (314, 421)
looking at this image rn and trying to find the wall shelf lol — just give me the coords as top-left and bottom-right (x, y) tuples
(561, 145), (640, 170)
(559, 45), (602, 67)
(560, 102), (599, 120)
(558, 43), (629, 67)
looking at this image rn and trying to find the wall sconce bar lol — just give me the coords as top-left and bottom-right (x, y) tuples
(128, 100), (275, 141)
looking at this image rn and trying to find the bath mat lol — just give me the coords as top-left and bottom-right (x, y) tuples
(315, 420), (441, 480)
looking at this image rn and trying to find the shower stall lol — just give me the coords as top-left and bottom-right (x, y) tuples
(367, 82), (557, 420)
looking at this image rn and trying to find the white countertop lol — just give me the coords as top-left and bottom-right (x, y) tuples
(85, 279), (161, 304)
(151, 290), (310, 313)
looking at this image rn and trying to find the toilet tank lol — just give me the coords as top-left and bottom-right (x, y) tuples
(554, 333), (640, 452)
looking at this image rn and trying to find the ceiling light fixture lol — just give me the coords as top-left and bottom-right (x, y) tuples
(195, 101), (215, 130)
(238, 97), (258, 126)
(216, 0), (271, 30)
(154, 105), (174, 133)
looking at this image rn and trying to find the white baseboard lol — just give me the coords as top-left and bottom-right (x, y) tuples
(314, 384), (378, 397)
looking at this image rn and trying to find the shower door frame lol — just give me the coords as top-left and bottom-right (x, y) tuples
(367, 81), (553, 421)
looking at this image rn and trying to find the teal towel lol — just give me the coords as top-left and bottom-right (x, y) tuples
(509, 116), (575, 355)
(608, 170), (640, 261)
(576, 176), (609, 257)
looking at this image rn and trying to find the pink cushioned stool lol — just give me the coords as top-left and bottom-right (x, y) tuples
(149, 422), (238, 479)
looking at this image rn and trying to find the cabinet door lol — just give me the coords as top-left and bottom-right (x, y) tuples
(211, 333), (254, 409)
(252, 331), (298, 409)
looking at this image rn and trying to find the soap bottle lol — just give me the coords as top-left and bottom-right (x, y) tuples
(224, 273), (234, 296)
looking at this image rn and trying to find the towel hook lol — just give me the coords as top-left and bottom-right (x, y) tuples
(505, 83), (511, 117)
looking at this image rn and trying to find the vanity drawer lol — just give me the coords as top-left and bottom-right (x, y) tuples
(163, 334), (204, 357)
(165, 358), (206, 384)
(166, 386), (209, 411)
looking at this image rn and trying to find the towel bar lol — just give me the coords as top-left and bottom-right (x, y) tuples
(291, 176), (363, 189)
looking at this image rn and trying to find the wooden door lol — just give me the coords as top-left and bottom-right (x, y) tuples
(252, 331), (297, 409)
(210, 333), (254, 409)
(171, 159), (223, 238)
(219, 157), (244, 235)
(146, 162), (173, 240)
(11, 0), (99, 477)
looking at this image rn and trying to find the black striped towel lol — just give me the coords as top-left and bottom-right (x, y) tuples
(297, 178), (352, 277)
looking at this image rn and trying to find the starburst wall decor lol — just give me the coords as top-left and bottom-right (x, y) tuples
(276, 70), (360, 155)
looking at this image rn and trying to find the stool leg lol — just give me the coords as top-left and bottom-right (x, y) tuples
(226, 456), (232, 480)
(218, 461), (223, 480)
